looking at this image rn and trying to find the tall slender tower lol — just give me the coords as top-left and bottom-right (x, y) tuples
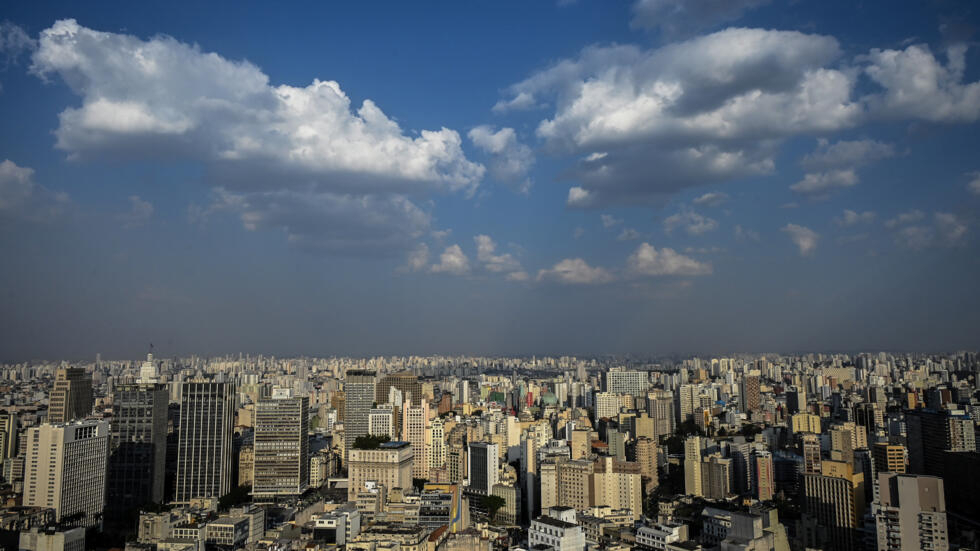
(343, 370), (376, 462)
(684, 436), (703, 497)
(106, 383), (168, 521)
(175, 381), (236, 504)
(253, 389), (309, 500)
(48, 368), (93, 424)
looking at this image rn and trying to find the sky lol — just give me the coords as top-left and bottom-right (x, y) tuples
(1, 0), (979, 361)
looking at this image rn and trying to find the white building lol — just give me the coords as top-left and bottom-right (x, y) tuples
(635, 523), (688, 551)
(529, 513), (585, 551)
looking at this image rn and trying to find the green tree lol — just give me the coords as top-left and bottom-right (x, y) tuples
(353, 434), (391, 450)
(482, 494), (506, 523)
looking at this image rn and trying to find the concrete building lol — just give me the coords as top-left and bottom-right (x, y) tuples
(48, 368), (93, 424)
(253, 390), (309, 500)
(347, 440), (413, 501)
(684, 436), (702, 497)
(874, 473), (948, 551)
(872, 443), (907, 474)
(739, 371), (760, 413)
(605, 368), (647, 397)
(802, 460), (865, 551)
(107, 383), (168, 519)
(467, 442), (499, 495)
(175, 381), (236, 504)
(18, 526), (85, 551)
(24, 420), (110, 529)
(752, 450), (774, 501)
(906, 409), (976, 476)
(369, 406), (396, 439)
(529, 513), (585, 551)
(344, 370), (377, 461)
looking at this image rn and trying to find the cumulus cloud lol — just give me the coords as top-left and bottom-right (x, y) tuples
(692, 191), (729, 207)
(891, 212), (969, 249)
(402, 243), (430, 272)
(430, 244), (470, 275)
(119, 195), (153, 228)
(617, 228), (642, 241)
(631, 0), (771, 37)
(474, 234), (525, 278)
(663, 208), (718, 236)
(601, 214), (623, 228)
(781, 224), (819, 256)
(468, 126), (534, 193)
(498, 29), (980, 209)
(790, 169), (858, 197)
(0, 159), (70, 221)
(862, 44), (980, 122)
(967, 171), (980, 195)
(536, 258), (614, 284)
(793, 139), (894, 198)
(1, 22), (36, 67)
(626, 242), (712, 276)
(30, 19), (485, 254)
(835, 209), (875, 226)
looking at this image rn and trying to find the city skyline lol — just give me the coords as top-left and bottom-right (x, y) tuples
(2, 1), (980, 360)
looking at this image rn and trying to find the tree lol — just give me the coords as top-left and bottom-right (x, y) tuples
(352, 434), (391, 450)
(482, 494), (506, 523)
(413, 478), (427, 492)
(218, 485), (251, 510)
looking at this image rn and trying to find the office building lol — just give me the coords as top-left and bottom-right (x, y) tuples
(376, 371), (421, 406)
(175, 381), (236, 504)
(24, 420), (110, 529)
(684, 436), (702, 496)
(802, 460), (865, 551)
(106, 383), (168, 519)
(253, 390), (309, 500)
(740, 371), (761, 413)
(468, 441), (499, 495)
(872, 443), (907, 474)
(906, 409), (976, 476)
(344, 370), (376, 461)
(0, 410), (18, 460)
(605, 368), (647, 397)
(48, 368), (93, 424)
(347, 440), (413, 501)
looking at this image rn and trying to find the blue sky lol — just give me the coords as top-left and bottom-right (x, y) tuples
(1, 0), (979, 360)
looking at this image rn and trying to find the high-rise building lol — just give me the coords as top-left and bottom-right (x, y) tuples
(635, 436), (658, 487)
(368, 406), (395, 439)
(428, 417), (446, 473)
(874, 474), (949, 551)
(872, 443), (907, 474)
(253, 390), (309, 500)
(801, 433), (822, 474)
(175, 381), (236, 504)
(594, 392), (620, 421)
(739, 371), (761, 413)
(684, 436), (702, 497)
(752, 450), (774, 501)
(467, 442), (499, 495)
(375, 371), (421, 406)
(24, 420), (110, 528)
(138, 353), (159, 384)
(343, 371), (376, 461)
(786, 386), (806, 415)
(0, 411), (18, 460)
(48, 368), (93, 424)
(701, 454), (732, 500)
(402, 399), (429, 480)
(592, 456), (642, 514)
(605, 369), (647, 397)
(790, 413), (822, 434)
(106, 383), (168, 521)
(906, 409), (976, 476)
(803, 460), (865, 551)
(347, 440), (413, 501)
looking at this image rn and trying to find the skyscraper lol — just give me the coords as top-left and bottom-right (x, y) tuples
(467, 442), (499, 495)
(684, 436), (702, 497)
(24, 420), (110, 528)
(752, 450), (774, 501)
(48, 368), (93, 424)
(786, 386), (806, 415)
(106, 383), (168, 521)
(402, 398), (430, 480)
(175, 381), (236, 504)
(874, 474), (949, 551)
(906, 409), (976, 476)
(739, 371), (761, 413)
(801, 433), (822, 474)
(0, 411), (18, 460)
(803, 460), (865, 551)
(344, 370), (376, 461)
(605, 368), (647, 397)
(376, 371), (421, 406)
(253, 390), (309, 500)
(872, 443), (907, 474)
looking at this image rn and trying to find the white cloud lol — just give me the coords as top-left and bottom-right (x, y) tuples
(631, 0), (771, 37)
(567, 186), (596, 207)
(790, 169), (859, 196)
(734, 224), (760, 242)
(0, 159), (70, 221)
(573, 227), (586, 239)
(692, 192), (729, 207)
(801, 139), (894, 171)
(506, 271), (530, 281)
(967, 171), (980, 195)
(862, 44), (980, 122)
(617, 228), (641, 241)
(663, 209), (718, 235)
(601, 214), (623, 228)
(835, 209), (875, 226)
(934, 212), (967, 245)
(894, 225), (934, 250)
(885, 210), (925, 229)
(626, 242), (712, 276)
(30, 19), (485, 254)
(474, 234), (525, 278)
(491, 91), (539, 113)
(536, 258), (614, 284)
(468, 126), (534, 193)
(430, 244), (470, 275)
(119, 195), (153, 228)
(403, 243), (430, 272)
(781, 224), (819, 256)
(0, 21), (36, 69)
